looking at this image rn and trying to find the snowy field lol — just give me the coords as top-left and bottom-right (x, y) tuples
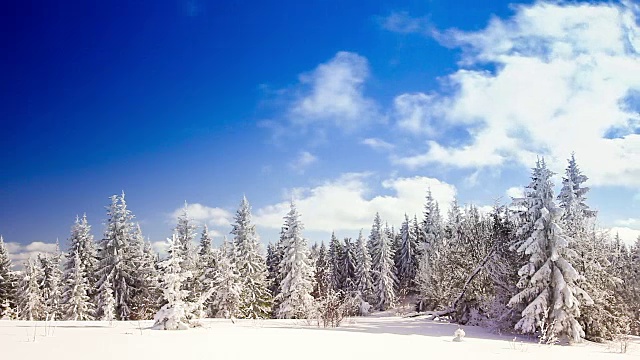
(2, 315), (638, 360)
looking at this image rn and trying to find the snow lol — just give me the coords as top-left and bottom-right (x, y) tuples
(1, 316), (637, 360)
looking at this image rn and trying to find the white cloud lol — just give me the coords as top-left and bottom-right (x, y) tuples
(254, 173), (456, 232)
(171, 203), (233, 228)
(380, 11), (432, 35)
(610, 226), (640, 246)
(361, 138), (395, 151)
(393, 93), (438, 135)
(289, 151), (318, 173)
(5, 241), (58, 269)
(506, 186), (524, 199)
(393, 1), (640, 187)
(289, 52), (380, 131)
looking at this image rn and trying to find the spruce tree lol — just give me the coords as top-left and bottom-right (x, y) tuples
(39, 248), (63, 319)
(153, 234), (192, 330)
(341, 237), (356, 292)
(231, 196), (272, 319)
(312, 241), (330, 299)
(397, 214), (418, 295)
(96, 193), (138, 320)
(17, 258), (45, 320)
(370, 214), (397, 310)
(0, 236), (17, 318)
(328, 232), (343, 292)
(354, 230), (374, 304)
(508, 159), (593, 342)
(210, 243), (242, 319)
(61, 253), (94, 320)
(276, 202), (314, 319)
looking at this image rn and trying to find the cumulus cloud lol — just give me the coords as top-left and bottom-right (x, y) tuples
(289, 151), (318, 173)
(393, 93), (439, 135)
(392, 1), (640, 187)
(171, 203), (233, 228)
(288, 51), (381, 131)
(253, 173), (456, 232)
(5, 241), (58, 269)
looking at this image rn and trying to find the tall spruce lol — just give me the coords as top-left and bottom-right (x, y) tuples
(96, 193), (138, 320)
(231, 196), (272, 319)
(276, 202), (314, 319)
(370, 214), (397, 310)
(508, 159), (593, 342)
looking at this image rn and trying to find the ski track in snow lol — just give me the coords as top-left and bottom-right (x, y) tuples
(1, 316), (638, 359)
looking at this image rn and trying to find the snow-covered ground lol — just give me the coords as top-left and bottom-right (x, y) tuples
(1, 316), (638, 359)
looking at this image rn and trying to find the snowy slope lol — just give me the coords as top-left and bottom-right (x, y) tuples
(1, 316), (637, 360)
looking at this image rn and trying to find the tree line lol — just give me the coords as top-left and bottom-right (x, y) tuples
(0, 154), (639, 341)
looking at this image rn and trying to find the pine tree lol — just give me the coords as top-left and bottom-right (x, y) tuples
(370, 214), (397, 310)
(210, 244), (242, 319)
(18, 258), (45, 320)
(508, 159), (593, 342)
(397, 214), (418, 295)
(328, 232), (343, 292)
(312, 241), (330, 299)
(198, 225), (216, 317)
(341, 238), (356, 292)
(39, 247), (63, 319)
(61, 215), (98, 320)
(61, 253), (94, 320)
(276, 202), (314, 319)
(96, 193), (139, 320)
(98, 276), (116, 322)
(0, 236), (17, 318)
(354, 230), (374, 304)
(231, 196), (272, 319)
(153, 234), (192, 330)
(63, 215), (98, 302)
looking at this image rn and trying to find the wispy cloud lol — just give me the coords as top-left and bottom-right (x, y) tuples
(361, 138), (395, 151)
(170, 203), (233, 228)
(379, 11), (432, 35)
(289, 151), (318, 173)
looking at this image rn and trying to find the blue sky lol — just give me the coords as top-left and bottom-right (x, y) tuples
(2, 0), (640, 261)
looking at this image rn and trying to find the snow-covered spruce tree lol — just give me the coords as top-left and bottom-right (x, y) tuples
(61, 253), (94, 320)
(266, 242), (280, 303)
(370, 215), (397, 310)
(174, 203), (199, 271)
(209, 243), (242, 319)
(276, 202), (314, 319)
(354, 230), (374, 305)
(96, 193), (139, 320)
(416, 191), (445, 312)
(39, 247), (63, 320)
(328, 232), (343, 292)
(0, 236), (18, 318)
(63, 215), (99, 303)
(17, 258), (45, 320)
(397, 214), (418, 295)
(98, 276), (116, 322)
(153, 234), (192, 330)
(131, 231), (161, 320)
(198, 225), (217, 317)
(341, 237), (356, 292)
(508, 158), (593, 343)
(231, 196), (272, 319)
(312, 241), (331, 299)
